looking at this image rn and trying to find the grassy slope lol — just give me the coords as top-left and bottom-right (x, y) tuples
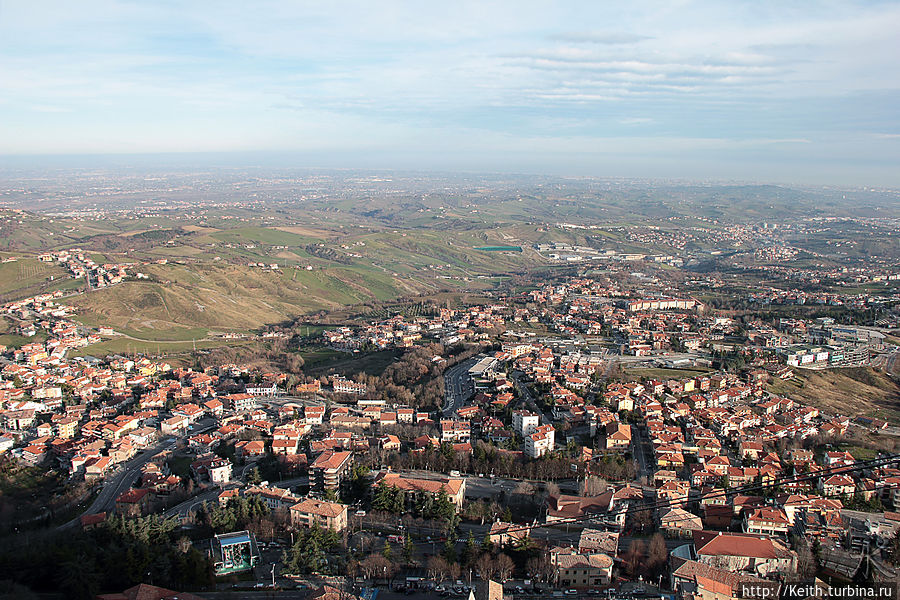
(767, 367), (900, 424)
(68, 261), (426, 335)
(0, 259), (70, 301)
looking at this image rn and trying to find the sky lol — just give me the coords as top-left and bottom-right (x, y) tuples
(1, 1), (899, 185)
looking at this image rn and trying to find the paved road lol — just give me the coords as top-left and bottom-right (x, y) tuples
(631, 425), (653, 482)
(443, 358), (476, 417)
(203, 590), (310, 599)
(393, 470), (577, 496)
(56, 418), (220, 529)
(57, 435), (177, 530)
(510, 371), (552, 425)
(273, 476), (309, 489)
(163, 488), (223, 518)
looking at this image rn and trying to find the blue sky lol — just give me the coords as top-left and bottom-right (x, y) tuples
(1, 1), (899, 185)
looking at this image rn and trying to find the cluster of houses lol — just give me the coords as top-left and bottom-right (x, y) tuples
(38, 247), (143, 288)
(323, 305), (516, 352)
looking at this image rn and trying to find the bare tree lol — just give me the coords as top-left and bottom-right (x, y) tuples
(272, 507), (291, 529)
(647, 533), (667, 570)
(360, 554), (395, 580)
(544, 482), (560, 497)
(347, 559), (359, 580)
(624, 539), (646, 577)
(526, 553), (552, 583)
(428, 556), (451, 584)
(581, 476), (608, 496)
(513, 481), (535, 496)
(627, 505), (653, 532)
(474, 553), (498, 582)
(496, 553), (515, 582)
(795, 539), (817, 578)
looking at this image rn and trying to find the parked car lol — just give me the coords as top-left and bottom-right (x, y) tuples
(566, 590), (579, 596)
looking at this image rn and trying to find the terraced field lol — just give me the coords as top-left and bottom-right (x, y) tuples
(0, 258), (70, 301)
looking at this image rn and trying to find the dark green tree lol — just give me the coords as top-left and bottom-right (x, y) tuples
(442, 538), (457, 564)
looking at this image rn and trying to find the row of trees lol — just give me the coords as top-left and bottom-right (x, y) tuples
(197, 495), (271, 535)
(386, 440), (595, 481)
(371, 482), (458, 524)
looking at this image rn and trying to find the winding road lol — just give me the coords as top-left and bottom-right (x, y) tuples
(57, 436), (177, 530)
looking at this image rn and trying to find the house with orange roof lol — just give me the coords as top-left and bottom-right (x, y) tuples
(243, 484), (300, 510)
(378, 434), (401, 451)
(374, 471), (467, 509)
(672, 560), (770, 600)
(84, 456), (112, 479)
(160, 415), (188, 435)
(526, 424), (555, 458)
(694, 531), (797, 577)
(603, 422), (631, 451)
(310, 450), (353, 492)
(743, 507), (790, 537)
(660, 507), (703, 537)
(820, 474), (855, 498)
(115, 488), (153, 517)
(290, 498), (348, 531)
(234, 439), (265, 460)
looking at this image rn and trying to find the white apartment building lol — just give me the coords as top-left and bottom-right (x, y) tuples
(512, 410), (540, 436)
(525, 424), (555, 458)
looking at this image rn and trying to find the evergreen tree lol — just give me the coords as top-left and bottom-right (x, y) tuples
(403, 535), (414, 565)
(248, 467), (262, 485)
(442, 538), (457, 564)
(464, 531), (477, 565)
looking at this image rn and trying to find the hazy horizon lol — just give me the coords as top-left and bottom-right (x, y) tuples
(2, 1), (899, 186)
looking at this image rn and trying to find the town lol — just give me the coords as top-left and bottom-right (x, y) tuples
(1, 241), (898, 600)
